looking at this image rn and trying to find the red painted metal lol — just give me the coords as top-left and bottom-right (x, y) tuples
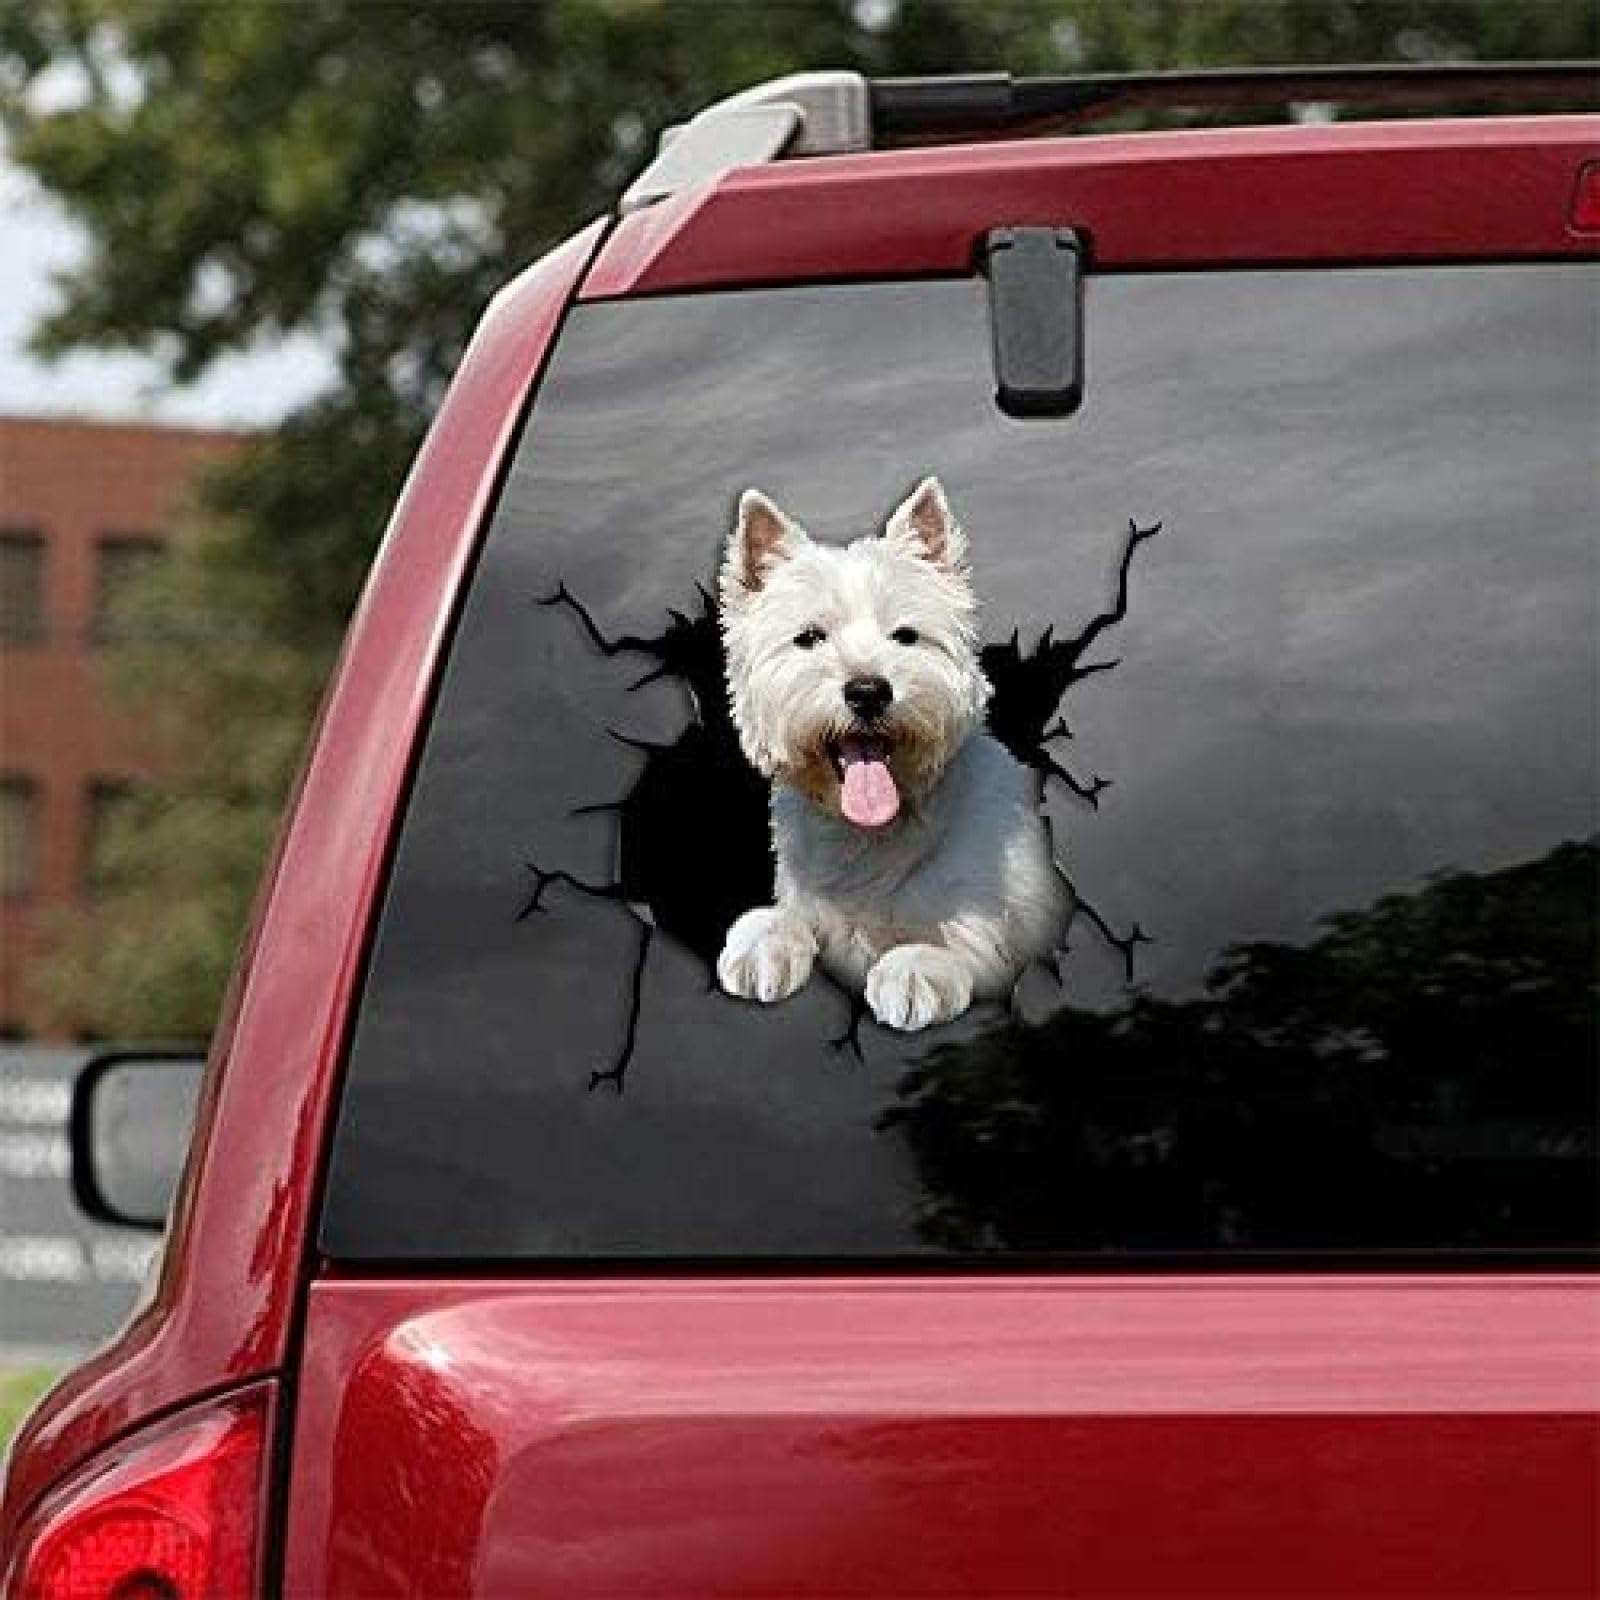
(583, 117), (1600, 298)
(0, 218), (609, 1542)
(282, 1276), (1600, 1597)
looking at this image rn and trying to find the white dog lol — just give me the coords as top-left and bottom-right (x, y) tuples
(716, 477), (1070, 1031)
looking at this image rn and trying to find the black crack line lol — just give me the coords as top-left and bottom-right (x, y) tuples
(516, 861), (626, 921)
(1041, 517), (1162, 805)
(1035, 519), (1160, 973)
(1067, 891), (1152, 986)
(516, 862), (653, 1094)
(828, 990), (871, 1060)
(538, 581), (661, 660)
(1040, 814), (1148, 989)
(589, 919), (654, 1095)
(994, 518), (1161, 809)
(627, 662), (675, 691)
(525, 585), (700, 1093)
(607, 727), (671, 755)
(1059, 519), (1162, 667)
(1066, 656), (1119, 682)
(1041, 749), (1112, 809)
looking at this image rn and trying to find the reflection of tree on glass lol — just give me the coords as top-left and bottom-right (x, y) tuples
(883, 840), (1598, 1254)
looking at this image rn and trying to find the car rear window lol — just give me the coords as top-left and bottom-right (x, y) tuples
(320, 262), (1597, 1262)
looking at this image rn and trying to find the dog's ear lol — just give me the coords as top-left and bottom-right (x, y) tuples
(884, 477), (968, 575)
(724, 489), (809, 600)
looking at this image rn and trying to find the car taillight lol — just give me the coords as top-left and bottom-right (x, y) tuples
(7, 1386), (271, 1600)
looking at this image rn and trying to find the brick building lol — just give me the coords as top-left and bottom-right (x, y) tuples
(0, 416), (244, 1038)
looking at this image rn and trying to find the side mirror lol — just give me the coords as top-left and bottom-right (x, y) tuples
(71, 1050), (206, 1231)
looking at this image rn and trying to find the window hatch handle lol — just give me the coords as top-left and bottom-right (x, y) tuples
(985, 227), (1085, 419)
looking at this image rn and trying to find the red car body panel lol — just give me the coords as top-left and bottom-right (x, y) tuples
(5, 113), (1598, 1591)
(280, 1276), (1600, 1597)
(583, 117), (1600, 299)
(0, 219), (608, 1538)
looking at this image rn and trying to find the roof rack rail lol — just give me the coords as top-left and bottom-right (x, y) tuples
(872, 61), (1599, 142)
(621, 60), (1598, 213)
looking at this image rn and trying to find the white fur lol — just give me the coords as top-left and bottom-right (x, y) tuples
(717, 478), (1070, 1031)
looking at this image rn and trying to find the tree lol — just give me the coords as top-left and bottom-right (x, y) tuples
(882, 841), (1599, 1252)
(3, 0), (1591, 1036)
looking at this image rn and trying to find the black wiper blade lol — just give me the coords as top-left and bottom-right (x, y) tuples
(870, 62), (1600, 142)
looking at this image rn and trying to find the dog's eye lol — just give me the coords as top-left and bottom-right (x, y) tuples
(890, 626), (920, 646)
(793, 625), (827, 649)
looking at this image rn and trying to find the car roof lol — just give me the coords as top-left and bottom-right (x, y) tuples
(584, 113), (1599, 299)
(621, 63), (1598, 212)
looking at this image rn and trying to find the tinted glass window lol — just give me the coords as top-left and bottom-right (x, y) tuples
(322, 265), (1597, 1261)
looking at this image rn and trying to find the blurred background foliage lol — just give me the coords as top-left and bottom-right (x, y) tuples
(1, 0), (1593, 1037)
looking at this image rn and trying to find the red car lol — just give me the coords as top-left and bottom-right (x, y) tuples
(5, 63), (1598, 1599)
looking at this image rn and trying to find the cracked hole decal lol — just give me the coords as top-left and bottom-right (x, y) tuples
(522, 486), (1161, 1093)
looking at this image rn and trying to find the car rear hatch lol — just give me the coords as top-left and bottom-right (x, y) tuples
(282, 109), (1599, 1596)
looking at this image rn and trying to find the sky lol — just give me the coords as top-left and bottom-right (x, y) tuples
(0, 156), (334, 430)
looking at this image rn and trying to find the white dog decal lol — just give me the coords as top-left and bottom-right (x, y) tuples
(717, 477), (1070, 1031)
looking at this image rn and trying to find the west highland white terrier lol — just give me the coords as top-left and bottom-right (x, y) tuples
(716, 477), (1070, 1031)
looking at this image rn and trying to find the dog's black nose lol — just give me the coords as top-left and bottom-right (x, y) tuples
(843, 675), (893, 720)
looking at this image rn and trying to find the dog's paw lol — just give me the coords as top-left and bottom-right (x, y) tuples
(718, 908), (817, 1004)
(865, 945), (974, 1031)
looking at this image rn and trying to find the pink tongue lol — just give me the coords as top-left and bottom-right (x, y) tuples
(840, 752), (900, 828)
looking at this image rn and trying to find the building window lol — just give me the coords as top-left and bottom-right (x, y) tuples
(84, 780), (137, 895)
(0, 529), (47, 644)
(0, 774), (39, 898)
(94, 534), (166, 644)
